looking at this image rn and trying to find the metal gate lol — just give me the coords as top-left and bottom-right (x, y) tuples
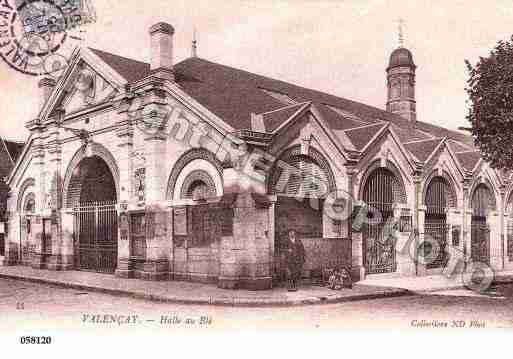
(470, 184), (493, 265)
(362, 167), (400, 274)
(424, 177), (451, 269)
(363, 207), (397, 274)
(73, 201), (118, 273)
(424, 220), (449, 268)
(471, 219), (490, 265)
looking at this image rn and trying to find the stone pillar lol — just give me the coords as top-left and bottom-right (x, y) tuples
(488, 211), (501, 271)
(2, 200), (20, 266)
(30, 216), (45, 269)
(59, 210), (74, 270)
(218, 193), (272, 290)
(115, 206), (132, 278)
(114, 120), (134, 278)
(499, 188), (506, 271)
(462, 180), (471, 269)
(45, 115), (64, 270)
(417, 205), (427, 276)
(139, 207), (170, 280)
(347, 167), (364, 281)
(144, 133), (167, 204)
(412, 172), (422, 276)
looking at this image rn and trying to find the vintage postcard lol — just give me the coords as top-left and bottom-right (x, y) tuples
(1, 0), (513, 353)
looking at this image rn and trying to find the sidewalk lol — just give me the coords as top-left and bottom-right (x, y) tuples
(0, 266), (409, 307)
(360, 271), (513, 293)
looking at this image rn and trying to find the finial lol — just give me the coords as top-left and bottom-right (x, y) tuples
(398, 18), (404, 47)
(191, 27), (198, 58)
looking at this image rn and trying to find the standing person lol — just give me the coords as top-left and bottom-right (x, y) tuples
(284, 229), (305, 292)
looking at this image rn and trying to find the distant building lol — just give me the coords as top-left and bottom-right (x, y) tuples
(1, 22), (510, 288)
(0, 137), (24, 257)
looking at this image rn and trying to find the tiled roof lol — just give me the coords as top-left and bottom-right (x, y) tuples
(344, 123), (387, 151)
(403, 138), (444, 163)
(89, 48), (150, 83)
(455, 151), (482, 172)
(89, 49), (475, 154)
(448, 139), (473, 153)
(260, 103), (307, 132)
(4, 140), (24, 163)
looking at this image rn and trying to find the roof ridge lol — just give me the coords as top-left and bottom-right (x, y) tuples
(175, 57), (406, 119)
(403, 137), (444, 145)
(259, 102), (308, 116)
(343, 122), (386, 132)
(88, 47), (149, 66)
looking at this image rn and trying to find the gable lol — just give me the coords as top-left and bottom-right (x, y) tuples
(39, 48), (128, 122)
(0, 138), (14, 180)
(60, 64), (119, 115)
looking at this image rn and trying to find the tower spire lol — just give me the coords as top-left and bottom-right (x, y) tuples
(191, 27), (198, 58)
(398, 18), (404, 48)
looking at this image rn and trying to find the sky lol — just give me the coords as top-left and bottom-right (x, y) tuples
(1, 0), (513, 141)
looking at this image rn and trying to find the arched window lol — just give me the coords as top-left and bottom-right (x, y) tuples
(472, 183), (495, 218)
(471, 183), (495, 265)
(180, 170), (216, 200)
(424, 176), (455, 268)
(361, 167), (406, 274)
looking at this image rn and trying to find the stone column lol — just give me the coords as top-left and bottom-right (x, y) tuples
(114, 120), (134, 278)
(45, 120), (64, 271)
(347, 167), (364, 281)
(218, 193), (272, 290)
(417, 205), (427, 276)
(499, 188), (506, 271)
(488, 211), (501, 271)
(30, 216), (45, 269)
(413, 171), (422, 276)
(59, 209), (74, 270)
(2, 195), (20, 266)
(139, 131), (170, 280)
(462, 180), (472, 268)
(139, 207), (170, 280)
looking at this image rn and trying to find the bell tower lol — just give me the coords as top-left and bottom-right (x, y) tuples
(386, 20), (416, 122)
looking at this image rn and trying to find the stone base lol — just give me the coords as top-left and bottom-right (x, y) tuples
(115, 259), (134, 279)
(134, 260), (169, 281)
(46, 254), (74, 271)
(351, 265), (365, 282)
(218, 276), (273, 290)
(31, 253), (47, 269)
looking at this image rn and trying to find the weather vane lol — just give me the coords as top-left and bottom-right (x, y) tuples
(398, 18), (404, 47)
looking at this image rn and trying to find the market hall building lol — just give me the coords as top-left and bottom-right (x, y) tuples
(1, 22), (512, 289)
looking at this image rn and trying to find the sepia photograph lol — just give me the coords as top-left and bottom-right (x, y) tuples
(1, 0), (513, 354)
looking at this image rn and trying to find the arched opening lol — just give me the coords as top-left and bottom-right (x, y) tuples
(20, 192), (36, 264)
(268, 146), (337, 283)
(362, 167), (404, 274)
(507, 191), (513, 262)
(424, 176), (455, 269)
(179, 169), (217, 201)
(471, 183), (494, 265)
(68, 156), (118, 273)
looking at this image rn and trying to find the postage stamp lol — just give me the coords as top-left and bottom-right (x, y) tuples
(2, 0), (513, 355)
(0, 0), (95, 75)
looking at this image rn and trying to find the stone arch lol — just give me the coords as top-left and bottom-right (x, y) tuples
(470, 178), (497, 213)
(22, 193), (36, 214)
(358, 159), (407, 204)
(166, 148), (223, 200)
(267, 145), (336, 196)
(16, 178), (36, 212)
(470, 182), (496, 217)
(506, 188), (513, 214)
(180, 169), (217, 200)
(422, 170), (458, 209)
(62, 143), (120, 208)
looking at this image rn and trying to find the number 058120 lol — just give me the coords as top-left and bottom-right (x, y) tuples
(20, 336), (52, 344)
